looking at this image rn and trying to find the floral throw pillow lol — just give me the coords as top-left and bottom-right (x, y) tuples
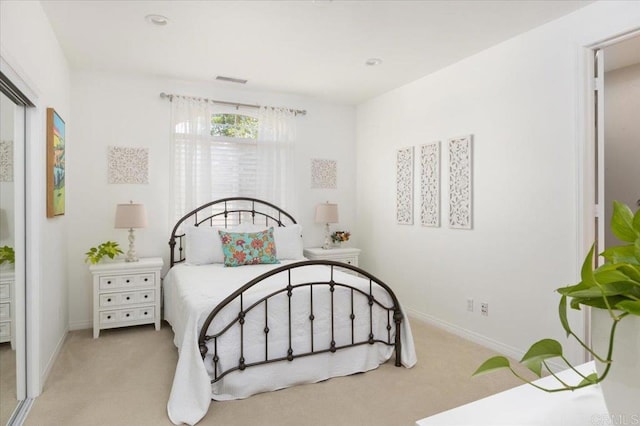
(218, 227), (279, 267)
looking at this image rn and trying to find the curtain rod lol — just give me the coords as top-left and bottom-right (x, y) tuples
(159, 92), (306, 116)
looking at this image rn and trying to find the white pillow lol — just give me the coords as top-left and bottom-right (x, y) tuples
(232, 223), (272, 233)
(184, 225), (224, 265)
(273, 224), (304, 260)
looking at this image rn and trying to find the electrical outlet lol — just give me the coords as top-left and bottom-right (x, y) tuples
(481, 303), (489, 316)
(467, 298), (474, 312)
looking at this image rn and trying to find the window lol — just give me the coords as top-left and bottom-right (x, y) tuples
(170, 100), (295, 223)
(211, 113), (258, 139)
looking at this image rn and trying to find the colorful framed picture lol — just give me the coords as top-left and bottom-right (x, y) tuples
(47, 108), (65, 217)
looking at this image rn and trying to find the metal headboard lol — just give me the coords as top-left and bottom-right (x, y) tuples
(169, 197), (297, 267)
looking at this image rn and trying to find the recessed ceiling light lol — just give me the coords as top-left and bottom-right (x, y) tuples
(145, 14), (169, 26)
(365, 58), (383, 66)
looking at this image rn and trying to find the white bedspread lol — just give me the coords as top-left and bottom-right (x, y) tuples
(164, 261), (417, 425)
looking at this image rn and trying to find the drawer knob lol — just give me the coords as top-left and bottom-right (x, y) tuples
(107, 281), (112, 284)
(144, 278), (148, 282)
(126, 279), (130, 283)
(126, 296), (130, 300)
(126, 313), (130, 317)
(144, 295), (148, 299)
(143, 311), (148, 315)
(107, 315), (112, 319)
(107, 298), (112, 302)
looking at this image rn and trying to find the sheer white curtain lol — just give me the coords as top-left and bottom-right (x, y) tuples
(170, 96), (296, 221)
(256, 106), (296, 210)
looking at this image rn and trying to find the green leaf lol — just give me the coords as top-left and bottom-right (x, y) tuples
(633, 207), (640, 234)
(635, 239), (640, 264)
(558, 295), (571, 337)
(616, 300), (640, 316)
(472, 356), (511, 376)
(618, 265), (640, 283)
(520, 339), (563, 365)
(578, 373), (598, 386)
(524, 359), (543, 378)
(568, 282), (639, 298)
(581, 244), (598, 288)
(602, 245), (639, 265)
(611, 201), (638, 243)
(570, 296), (627, 310)
(594, 267), (637, 285)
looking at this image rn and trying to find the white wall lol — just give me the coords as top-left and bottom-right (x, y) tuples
(355, 1), (640, 364)
(604, 62), (640, 248)
(67, 71), (356, 329)
(0, 0), (71, 393)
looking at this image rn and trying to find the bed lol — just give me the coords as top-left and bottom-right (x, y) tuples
(164, 198), (417, 425)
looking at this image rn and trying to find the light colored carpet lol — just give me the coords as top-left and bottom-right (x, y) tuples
(25, 319), (532, 425)
(0, 342), (18, 425)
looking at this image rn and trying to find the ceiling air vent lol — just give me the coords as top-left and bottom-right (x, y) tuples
(216, 76), (248, 84)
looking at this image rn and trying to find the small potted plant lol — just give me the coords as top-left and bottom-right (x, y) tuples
(473, 201), (640, 416)
(84, 241), (124, 264)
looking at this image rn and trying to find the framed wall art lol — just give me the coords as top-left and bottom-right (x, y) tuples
(47, 108), (65, 217)
(396, 146), (414, 225)
(448, 134), (473, 229)
(420, 141), (440, 227)
(108, 146), (149, 184)
(310, 158), (337, 189)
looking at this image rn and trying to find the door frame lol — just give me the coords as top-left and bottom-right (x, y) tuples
(577, 28), (640, 361)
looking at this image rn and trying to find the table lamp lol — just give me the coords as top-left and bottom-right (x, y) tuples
(315, 202), (338, 250)
(115, 201), (147, 262)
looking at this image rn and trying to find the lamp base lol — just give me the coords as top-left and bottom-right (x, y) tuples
(322, 223), (332, 249)
(125, 228), (139, 262)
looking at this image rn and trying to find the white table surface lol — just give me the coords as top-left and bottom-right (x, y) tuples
(416, 362), (611, 426)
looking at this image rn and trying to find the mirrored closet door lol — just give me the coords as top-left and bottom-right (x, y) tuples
(0, 78), (27, 425)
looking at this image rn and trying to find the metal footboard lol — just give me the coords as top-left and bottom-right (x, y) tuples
(198, 260), (403, 384)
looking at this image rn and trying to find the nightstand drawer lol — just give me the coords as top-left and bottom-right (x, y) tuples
(99, 306), (155, 325)
(0, 322), (10, 339)
(0, 302), (9, 320)
(99, 289), (156, 307)
(338, 256), (358, 266)
(99, 273), (155, 290)
(0, 283), (9, 300)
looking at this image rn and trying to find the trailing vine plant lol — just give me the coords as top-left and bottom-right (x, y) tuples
(473, 201), (640, 391)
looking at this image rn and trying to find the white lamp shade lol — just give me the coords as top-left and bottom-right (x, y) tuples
(315, 203), (338, 224)
(114, 203), (147, 229)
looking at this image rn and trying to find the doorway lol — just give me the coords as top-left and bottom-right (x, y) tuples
(601, 36), (640, 249)
(580, 31), (640, 361)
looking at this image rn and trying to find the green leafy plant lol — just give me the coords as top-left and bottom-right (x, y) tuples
(0, 246), (15, 265)
(84, 241), (124, 264)
(473, 201), (640, 392)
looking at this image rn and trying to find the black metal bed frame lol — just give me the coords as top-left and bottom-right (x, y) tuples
(168, 197), (403, 385)
(169, 197), (297, 267)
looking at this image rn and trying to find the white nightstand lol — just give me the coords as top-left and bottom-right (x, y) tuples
(303, 247), (361, 268)
(90, 257), (163, 338)
(0, 270), (15, 348)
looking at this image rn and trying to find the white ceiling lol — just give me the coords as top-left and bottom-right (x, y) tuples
(41, 0), (594, 105)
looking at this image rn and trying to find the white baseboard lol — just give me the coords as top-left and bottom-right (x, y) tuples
(406, 307), (564, 371)
(68, 320), (91, 331)
(40, 327), (68, 389)
(406, 308), (524, 360)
